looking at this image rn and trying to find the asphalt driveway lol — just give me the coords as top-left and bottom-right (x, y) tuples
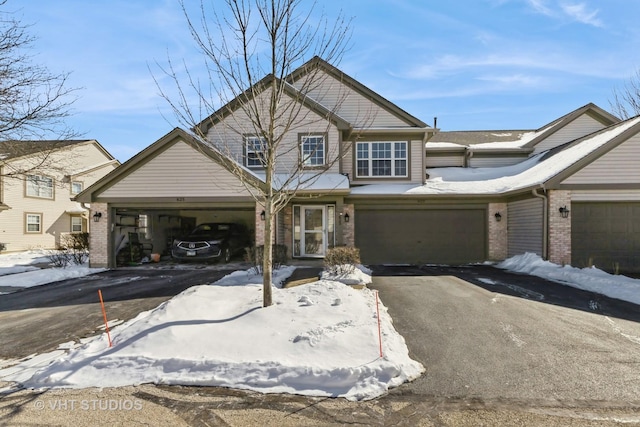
(0, 265), (240, 359)
(368, 265), (640, 403)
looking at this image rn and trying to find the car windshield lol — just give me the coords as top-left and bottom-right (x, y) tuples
(189, 224), (230, 239)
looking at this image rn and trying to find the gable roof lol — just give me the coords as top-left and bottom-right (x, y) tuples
(286, 56), (430, 129)
(75, 128), (263, 203)
(196, 73), (352, 136)
(428, 103), (619, 152)
(0, 139), (117, 164)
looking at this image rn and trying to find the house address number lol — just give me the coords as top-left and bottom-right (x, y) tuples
(176, 197), (185, 201)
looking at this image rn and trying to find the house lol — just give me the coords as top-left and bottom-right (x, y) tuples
(0, 140), (119, 252)
(77, 57), (640, 274)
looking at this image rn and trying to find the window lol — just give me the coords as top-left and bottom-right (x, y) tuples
(71, 181), (83, 195)
(71, 216), (83, 233)
(25, 213), (42, 233)
(356, 141), (408, 177)
(245, 136), (267, 167)
(26, 175), (54, 199)
(300, 135), (325, 166)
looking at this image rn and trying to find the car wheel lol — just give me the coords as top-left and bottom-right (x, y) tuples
(223, 247), (232, 263)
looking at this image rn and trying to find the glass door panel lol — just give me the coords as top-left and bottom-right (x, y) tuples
(302, 206), (325, 256)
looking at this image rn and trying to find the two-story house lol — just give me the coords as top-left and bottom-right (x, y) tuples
(77, 58), (640, 274)
(0, 140), (119, 252)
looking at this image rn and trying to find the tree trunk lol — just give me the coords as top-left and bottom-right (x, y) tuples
(262, 201), (273, 307)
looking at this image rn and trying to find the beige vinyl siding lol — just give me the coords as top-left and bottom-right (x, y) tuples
(0, 142), (115, 251)
(292, 73), (408, 128)
(425, 153), (465, 168)
(533, 114), (608, 153)
(98, 141), (250, 199)
(468, 155), (529, 168)
(410, 140), (424, 183)
(562, 134), (640, 185)
(508, 198), (544, 257)
(206, 90), (341, 174)
(571, 189), (640, 201)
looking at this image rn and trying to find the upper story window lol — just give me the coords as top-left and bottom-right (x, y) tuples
(71, 181), (83, 195)
(300, 134), (325, 167)
(356, 141), (408, 177)
(26, 174), (54, 199)
(245, 136), (267, 168)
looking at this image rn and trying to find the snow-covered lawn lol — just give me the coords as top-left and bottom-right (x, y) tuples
(2, 250), (640, 400)
(0, 250), (105, 289)
(0, 252), (424, 401)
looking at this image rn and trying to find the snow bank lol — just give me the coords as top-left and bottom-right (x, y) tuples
(497, 253), (640, 305)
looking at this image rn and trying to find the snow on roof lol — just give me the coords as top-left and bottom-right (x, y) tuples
(353, 117), (640, 196)
(253, 172), (350, 192)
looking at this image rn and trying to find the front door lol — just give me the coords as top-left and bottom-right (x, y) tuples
(301, 206), (325, 257)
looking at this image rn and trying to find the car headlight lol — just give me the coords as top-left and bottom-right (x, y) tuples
(208, 240), (223, 245)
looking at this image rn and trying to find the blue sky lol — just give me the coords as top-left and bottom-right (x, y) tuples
(14, 0), (640, 162)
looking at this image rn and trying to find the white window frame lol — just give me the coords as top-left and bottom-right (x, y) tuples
(26, 174), (54, 199)
(71, 216), (83, 233)
(300, 134), (326, 167)
(356, 141), (408, 178)
(245, 136), (267, 168)
(25, 213), (43, 233)
(71, 181), (84, 195)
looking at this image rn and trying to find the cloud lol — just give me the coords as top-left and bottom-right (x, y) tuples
(560, 2), (603, 27)
(522, 0), (603, 27)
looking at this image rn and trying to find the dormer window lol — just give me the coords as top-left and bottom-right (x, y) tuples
(356, 141), (407, 177)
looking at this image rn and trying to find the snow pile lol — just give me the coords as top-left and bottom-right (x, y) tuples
(321, 265), (372, 285)
(0, 250), (105, 289)
(497, 253), (640, 305)
(3, 267), (423, 401)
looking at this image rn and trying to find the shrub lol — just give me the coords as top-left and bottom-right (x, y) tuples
(324, 246), (360, 275)
(47, 233), (90, 267)
(0, 242), (5, 252)
(245, 244), (288, 274)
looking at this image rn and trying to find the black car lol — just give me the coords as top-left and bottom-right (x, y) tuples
(171, 223), (251, 262)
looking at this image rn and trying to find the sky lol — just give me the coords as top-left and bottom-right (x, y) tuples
(11, 0), (640, 162)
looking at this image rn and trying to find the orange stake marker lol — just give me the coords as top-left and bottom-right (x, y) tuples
(98, 289), (112, 347)
(375, 290), (383, 358)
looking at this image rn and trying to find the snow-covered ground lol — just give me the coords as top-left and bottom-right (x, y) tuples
(0, 252), (423, 401)
(2, 250), (640, 400)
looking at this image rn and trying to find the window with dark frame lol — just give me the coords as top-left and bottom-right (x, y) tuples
(356, 141), (408, 177)
(300, 135), (325, 166)
(245, 136), (267, 167)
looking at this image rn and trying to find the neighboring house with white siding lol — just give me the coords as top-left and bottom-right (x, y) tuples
(0, 140), (119, 252)
(76, 57), (640, 274)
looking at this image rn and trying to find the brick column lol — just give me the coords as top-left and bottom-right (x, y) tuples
(254, 204), (265, 246)
(548, 190), (571, 266)
(342, 204), (355, 247)
(488, 202), (507, 261)
(89, 202), (109, 268)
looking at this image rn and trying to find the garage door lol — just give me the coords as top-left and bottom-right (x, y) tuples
(355, 208), (486, 265)
(572, 202), (640, 273)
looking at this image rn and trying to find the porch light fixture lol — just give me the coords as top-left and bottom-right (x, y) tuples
(494, 212), (502, 222)
(93, 212), (102, 222)
(344, 212), (350, 223)
(260, 210), (265, 221)
(559, 206), (570, 219)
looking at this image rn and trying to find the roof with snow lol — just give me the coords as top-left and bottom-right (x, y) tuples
(351, 116), (640, 197)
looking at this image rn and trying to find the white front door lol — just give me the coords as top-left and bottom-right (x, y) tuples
(301, 206), (325, 257)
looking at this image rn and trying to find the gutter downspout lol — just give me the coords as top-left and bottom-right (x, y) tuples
(532, 187), (548, 260)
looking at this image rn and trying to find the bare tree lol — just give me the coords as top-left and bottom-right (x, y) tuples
(610, 68), (640, 120)
(157, 0), (353, 306)
(0, 0), (79, 179)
